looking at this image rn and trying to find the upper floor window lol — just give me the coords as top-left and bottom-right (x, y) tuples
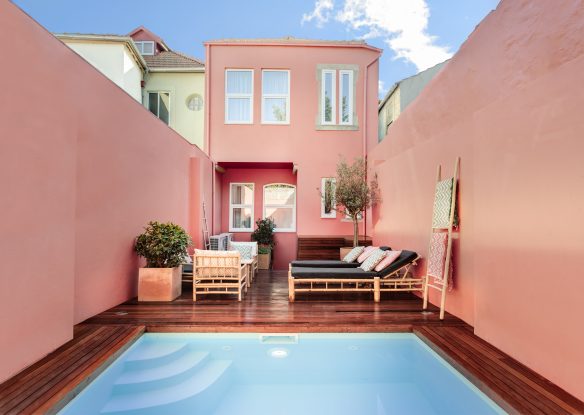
(317, 65), (358, 130)
(148, 92), (170, 125)
(225, 69), (253, 124)
(321, 178), (336, 218)
(321, 70), (336, 125)
(264, 184), (296, 232)
(339, 70), (354, 125)
(135, 41), (154, 56)
(230, 183), (254, 232)
(262, 70), (290, 124)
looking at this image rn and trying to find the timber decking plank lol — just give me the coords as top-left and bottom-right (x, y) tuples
(414, 327), (584, 415)
(0, 325), (144, 415)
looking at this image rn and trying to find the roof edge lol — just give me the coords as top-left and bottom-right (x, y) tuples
(204, 39), (382, 53)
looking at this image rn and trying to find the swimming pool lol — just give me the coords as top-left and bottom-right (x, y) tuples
(59, 333), (505, 415)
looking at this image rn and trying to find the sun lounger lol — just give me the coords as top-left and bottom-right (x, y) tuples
(288, 250), (421, 302)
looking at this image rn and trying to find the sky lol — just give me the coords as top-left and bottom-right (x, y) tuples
(14, 0), (499, 98)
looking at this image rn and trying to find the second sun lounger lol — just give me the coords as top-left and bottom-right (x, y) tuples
(288, 250), (421, 303)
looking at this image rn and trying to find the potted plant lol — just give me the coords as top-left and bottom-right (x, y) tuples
(251, 218), (275, 269)
(321, 157), (380, 256)
(134, 221), (192, 301)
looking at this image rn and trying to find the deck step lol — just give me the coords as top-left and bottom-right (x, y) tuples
(113, 351), (210, 393)
(123, 342), (188, 370)
(100, 360), (232, 414)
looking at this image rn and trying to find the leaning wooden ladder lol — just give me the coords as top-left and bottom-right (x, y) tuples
(423, 157), (460, 320)
(202, 201), (211, 250)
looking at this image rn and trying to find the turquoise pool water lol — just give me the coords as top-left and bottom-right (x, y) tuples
(59, 333), (505, 415)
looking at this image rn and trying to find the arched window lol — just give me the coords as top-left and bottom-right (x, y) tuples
(263, 184), (296, 232)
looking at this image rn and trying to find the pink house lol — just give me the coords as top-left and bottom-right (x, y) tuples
(204, 38), (381, 268)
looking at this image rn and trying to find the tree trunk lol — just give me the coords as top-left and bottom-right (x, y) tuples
(353, 218), (359, 247)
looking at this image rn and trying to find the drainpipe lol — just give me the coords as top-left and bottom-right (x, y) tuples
(362, 55), (380, 243)
(205, 43), (214, 233)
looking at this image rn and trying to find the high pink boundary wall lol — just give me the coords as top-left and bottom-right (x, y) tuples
(370, 0), (584, 400)
(0, 3), (213, 383)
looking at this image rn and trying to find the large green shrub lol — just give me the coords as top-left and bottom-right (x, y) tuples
(134, 221), (192, 268)
(251, 217), (275, 248)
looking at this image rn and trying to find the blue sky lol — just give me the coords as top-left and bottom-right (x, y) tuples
(14, 0), (498, 98)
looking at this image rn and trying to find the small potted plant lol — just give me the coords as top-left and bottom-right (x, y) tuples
(251, 218), (275, 269)
(135, 221), (192, 301)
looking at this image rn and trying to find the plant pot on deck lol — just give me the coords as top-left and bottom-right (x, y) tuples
(138, 266), (182, 302)
(258, 252), (271, 270)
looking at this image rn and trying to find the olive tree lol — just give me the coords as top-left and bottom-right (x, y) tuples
(321, 157), (380, 247)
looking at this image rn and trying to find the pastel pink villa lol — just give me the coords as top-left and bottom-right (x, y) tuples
(1, 1), (584, 414)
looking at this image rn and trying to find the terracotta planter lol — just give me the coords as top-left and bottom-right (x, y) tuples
(258, 252), (271, 270)
(340, 247), (353, 260)
(138, 266), (182, 301)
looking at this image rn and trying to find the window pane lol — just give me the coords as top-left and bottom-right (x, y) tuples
(324, 72), (333, 122)
(263, 71), (288, 94)
(159, 93), (170, 125)
(324, 180), (334, 214)
(265, 207), (294, 229)
(265, 185), (295, 205)
(232, 208), (252, 229)
(341, 72), (350, 123)
(148, 93), (158, 117)
(226, 71), (252, 94)
(231, 184), (254, 205)
(143, 42), (154, 55)
(227, 98), (251, 122)
(263, 97), (287, 122)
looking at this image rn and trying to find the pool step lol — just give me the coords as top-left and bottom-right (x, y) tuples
(123, 342), (189, 370)
(113, 350), (210, 393)
(100, 360), (232, 415)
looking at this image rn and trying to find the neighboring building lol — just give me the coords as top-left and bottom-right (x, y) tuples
(57, 27), (206, 149)
(378, 60), (448, 141)
(55, 33), (146, 102)
(130, 27), (206, 149)
(205, 37), (381, 268)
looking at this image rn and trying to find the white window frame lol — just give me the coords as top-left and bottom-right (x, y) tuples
(225, 69), (254, 125)
(229, 183), (254, 232)
(263, 183), (296, 233)
(147, 91), (171, 125)
(320, 178), (337, 219)
(321, 69), (336, 125)
(135, 41), (155, 55)
(261, 69), (290, 125)
(339, 70), (354, 125)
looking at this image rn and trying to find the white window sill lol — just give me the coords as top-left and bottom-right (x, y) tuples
(229, 229), (253, 232)
(261, 121), (290, 125)
(225, 121), (253, 125)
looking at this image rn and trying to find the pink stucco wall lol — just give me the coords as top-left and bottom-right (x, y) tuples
(0, 2), (213, 383)
(369, 0), (584, 400)
(206, 42), (380, 238)
(220, 168), (298, 269)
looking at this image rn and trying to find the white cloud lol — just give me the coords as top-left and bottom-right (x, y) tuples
(301, 0), (335, 28)
(303, 0), (452, 72)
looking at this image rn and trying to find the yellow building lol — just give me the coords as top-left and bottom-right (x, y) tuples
(56, 27), (206, 150)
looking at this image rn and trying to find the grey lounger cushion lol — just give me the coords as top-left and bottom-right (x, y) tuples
(291, 250), (418, 279)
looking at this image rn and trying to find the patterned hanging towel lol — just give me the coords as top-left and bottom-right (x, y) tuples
(432, 178), (459, 229)
(427, 232), (454, 290)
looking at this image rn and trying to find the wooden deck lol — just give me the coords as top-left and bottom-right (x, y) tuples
(1, 270), (583, 414)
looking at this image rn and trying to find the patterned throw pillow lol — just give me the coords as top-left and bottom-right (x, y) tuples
(359, 249), (386, 271)
(342, 246), (365, 263)
(229, 242), (254, 260)
(357, 246), (378, 263)
(374, 250), (402, 272)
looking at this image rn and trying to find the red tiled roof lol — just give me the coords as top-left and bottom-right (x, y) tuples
(143, 51), (204, 69)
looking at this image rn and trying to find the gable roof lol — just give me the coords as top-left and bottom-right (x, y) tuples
(144, 50), (204, 72)
(127, 26), (169, 51)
